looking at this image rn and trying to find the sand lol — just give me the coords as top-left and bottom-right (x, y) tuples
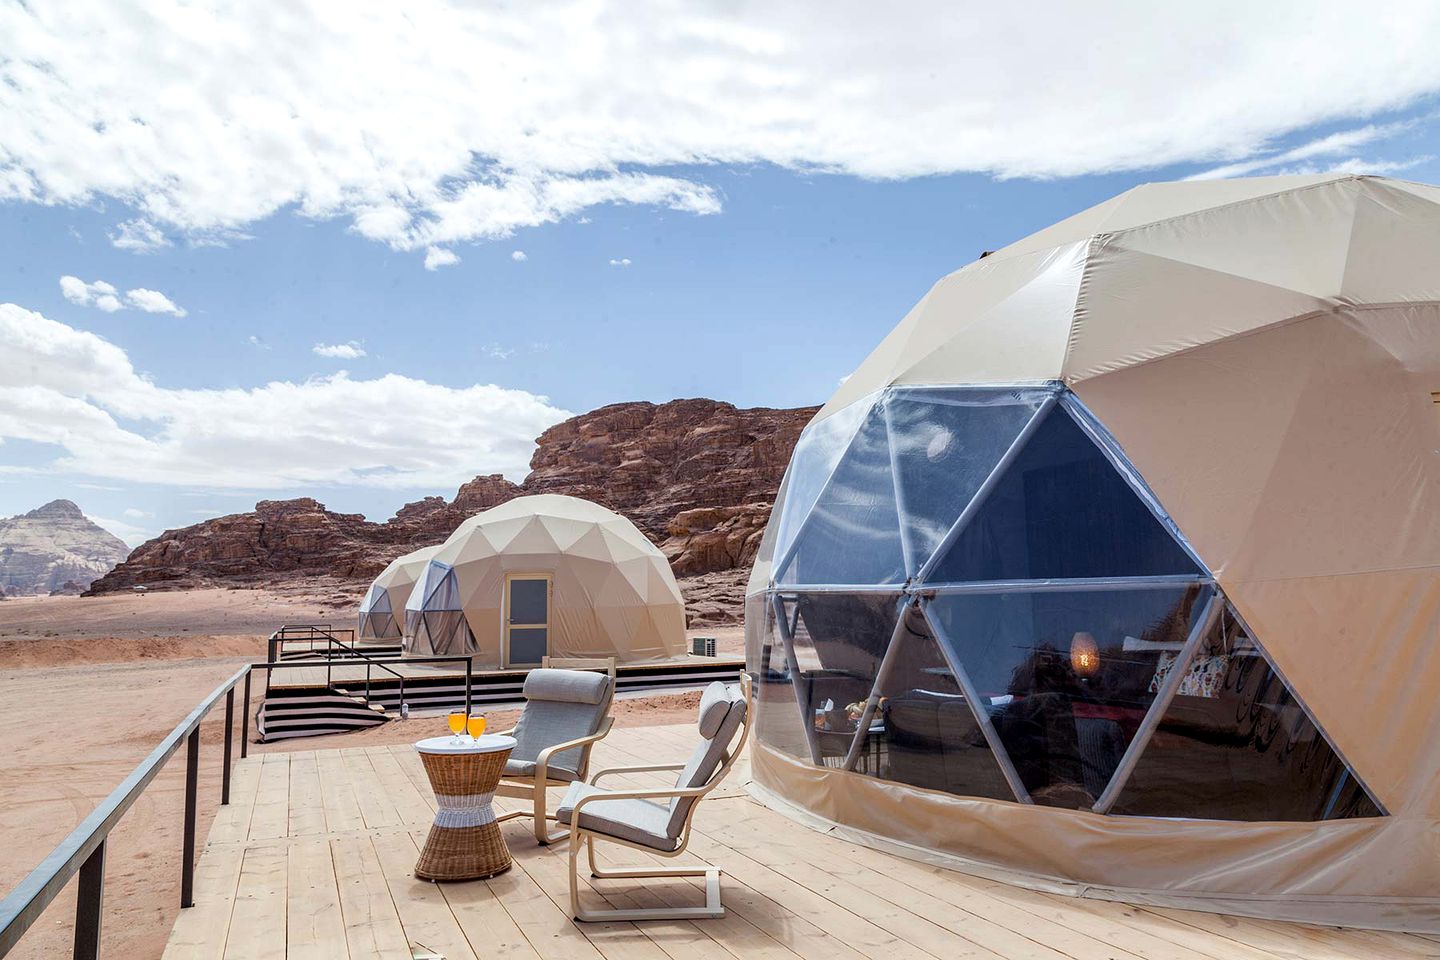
(0, 587), (746, 958)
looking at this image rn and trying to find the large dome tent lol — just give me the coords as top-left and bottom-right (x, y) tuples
(357, 544), (439, 641)
(405, 494), (686, 667)
(745, 175), (1440, 931)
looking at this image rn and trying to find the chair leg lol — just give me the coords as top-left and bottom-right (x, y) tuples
(496, 785), (567, 844)
(571, 833), (724, 922)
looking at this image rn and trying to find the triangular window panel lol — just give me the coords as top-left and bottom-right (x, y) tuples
(928, 406), (1202, 583)
(781, 592), (904, 764)
(772, 394), (873, 567)
(887, 388), (1047, 576)
(777, 404), (906, 586)
(1111, 605), (1382, 821)
(361, 583), (391, 615)
(928, 584), (1214, 809)
(864, 603), (1017, 801)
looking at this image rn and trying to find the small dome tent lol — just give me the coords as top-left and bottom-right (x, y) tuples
(358, 544), (439, 641)
(405, 494), (686, 666)
(746, 175), (1440, 931)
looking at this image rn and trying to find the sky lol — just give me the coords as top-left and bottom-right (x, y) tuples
(2, 1), (1440, 546)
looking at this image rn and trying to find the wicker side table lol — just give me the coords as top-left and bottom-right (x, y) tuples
(414, 734), (518, 881)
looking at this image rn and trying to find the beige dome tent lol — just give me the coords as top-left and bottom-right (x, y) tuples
(405, 494), (686, 667)
(746, 174), (1440, 932)
(357, 544), (439, 641)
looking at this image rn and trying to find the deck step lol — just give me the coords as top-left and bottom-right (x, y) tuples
(255, 687), (389, 742)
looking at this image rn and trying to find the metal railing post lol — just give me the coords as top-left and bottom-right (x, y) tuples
(72, 840), (104, 960)
(221, 688), (234, 806)
(240, 669), (251, 759)
(464, 663), (472, 716)
(180, 728), (199, 908)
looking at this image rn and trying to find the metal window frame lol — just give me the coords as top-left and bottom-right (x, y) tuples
(1058, 392), (1211, 575)
(1221, 600), (1389, 817)
(841, 595), (916, 770)
(769, 592), (824, 765)
(1091, 589), (1221, 813)
(921, 575), (1211, 597)
(919, 598), (1033, 803)
(913, 394), (1057, 583)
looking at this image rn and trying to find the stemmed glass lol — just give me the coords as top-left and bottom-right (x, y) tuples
(466, 714), (487, 742)
(447, 710), (466, 745)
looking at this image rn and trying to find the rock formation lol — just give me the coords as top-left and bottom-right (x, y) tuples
(88, 399), (817, 623)
(0, 500), (131, 595)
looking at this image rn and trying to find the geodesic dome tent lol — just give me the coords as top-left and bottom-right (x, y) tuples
(405, 494), (686, 666)
(745, 174), (1440, 931)
(358, 544), (439, 640)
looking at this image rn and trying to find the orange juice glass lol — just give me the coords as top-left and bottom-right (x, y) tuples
(447, 711), (466, 743)
(467, 715), (487, 740)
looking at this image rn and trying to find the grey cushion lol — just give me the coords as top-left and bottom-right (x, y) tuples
(666, 682), (746, 836)
(510, 699), (605, 778)
(556, 782), (680, 852)
(524, 668), (611, 705)
(696, 681), (731, 739)
(503, 757), (580, 782)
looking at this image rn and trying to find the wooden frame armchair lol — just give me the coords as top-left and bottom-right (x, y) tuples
(558, 674), (751, 922)
(495, 658), (617, 844)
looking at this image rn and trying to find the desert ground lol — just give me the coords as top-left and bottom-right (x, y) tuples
(0, 587), (742, 959)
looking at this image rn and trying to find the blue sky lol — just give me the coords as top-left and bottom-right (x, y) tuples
(2, 2), (1439, 545)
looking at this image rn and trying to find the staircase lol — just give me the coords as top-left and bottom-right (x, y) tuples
(255, 686), (389, 742)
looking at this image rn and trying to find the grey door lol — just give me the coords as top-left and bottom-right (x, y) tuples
(505, 574), (551, 667)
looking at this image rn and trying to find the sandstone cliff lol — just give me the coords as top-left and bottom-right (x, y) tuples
(87, 399), (817, 623)
(0, 500), (132, 595)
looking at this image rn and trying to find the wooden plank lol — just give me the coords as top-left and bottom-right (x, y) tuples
(342, 748), (402, 829)
(163, 840), (245, 959)
(424, 832), (544, 960)
(703, 800), (1139, 960)
(222, 843), (288, 960)
(1143, 905), (1422, 960)
(482, 832), (608, 960)
(206, 756), (262, 846)
(286, 836), (348, 960)
(287, 751), (328, 837)
(316, 746), (365, 834)
(330, 833), (411, 959)
(370, 829), (480, 960)
(364, 745), (434, 825)
(247, 753), (292, 842)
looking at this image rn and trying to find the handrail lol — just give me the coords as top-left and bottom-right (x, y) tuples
(0, 664), (251, 959)
(256, 653), (473, 720)
(0, 645), (476, 958)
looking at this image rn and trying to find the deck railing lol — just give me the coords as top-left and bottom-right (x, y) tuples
(0, 664), (252, 959)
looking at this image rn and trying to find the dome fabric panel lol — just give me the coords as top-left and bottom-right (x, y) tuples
(359, 543), (440, 640)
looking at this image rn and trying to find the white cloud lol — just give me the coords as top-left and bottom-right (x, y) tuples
(247, 334), (270, 349)
(108, 218), (171, 253)
(312, 341), (366, 359)
(1187, 121), (1421, 179)
(608, 258), (632, 267)
(0, 303), (570, 490)
(511, 250), (527, 262)
(483, 344), (516, 360)
(423, 246), (459, 270)
(4, 2), (1439, 260)
(86, 513), (150, 547)
(124, 288), (187, 317)
(60, 276), (187, 316)
(121, 507), (150, 518)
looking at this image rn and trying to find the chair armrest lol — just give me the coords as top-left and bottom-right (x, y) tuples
(535, 717), (615, 782)
(491, 726), (518, 737)
(589, 762), (685, 785)
(570, 783), (710, 815)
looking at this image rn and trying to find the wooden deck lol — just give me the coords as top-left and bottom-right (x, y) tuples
(166, 724), (1440, 960)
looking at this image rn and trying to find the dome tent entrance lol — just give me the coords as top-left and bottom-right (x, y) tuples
(746, 175), (1440, 931)
(358, 544), (439, 641)
(404, 494), (686, 667)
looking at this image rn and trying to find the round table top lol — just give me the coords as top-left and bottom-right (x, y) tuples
(415, 734), (518, 755)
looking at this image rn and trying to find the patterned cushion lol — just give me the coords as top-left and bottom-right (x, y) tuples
(556, 782), (680, 852)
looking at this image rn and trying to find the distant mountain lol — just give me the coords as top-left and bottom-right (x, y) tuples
(86, 398), (819, 624)
(0, 500), (132, 596)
